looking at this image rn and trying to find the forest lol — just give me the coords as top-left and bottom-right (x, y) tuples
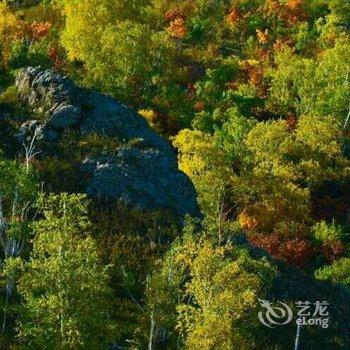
(0, 0), (350, 349)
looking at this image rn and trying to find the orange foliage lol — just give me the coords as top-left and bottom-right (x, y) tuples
(187, 83), (196, 99)
(167, 18), (187, 39)
(48, 46), (64, 70)
(264, 0), (306, 25)
(273, 39), (286, 51)
(30, 21), (52, 40)
(238, 211), (258, 230)
(227, 8), (240, 24)
(165, 8), (186, 22)
(273, 38), (295, 52)
(249, 233), (314, 267)
(286, 0), (304, 11)
(194, 101), (205, 112)
(256, 29), (269, 44)
(243, 61), (264, 87)
(265, 0), (282, 17)
(258, 49), (270, 59)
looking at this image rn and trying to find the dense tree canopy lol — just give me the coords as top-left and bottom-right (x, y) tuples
(0, 0), (350, 348)
(18, 194), (112, 349)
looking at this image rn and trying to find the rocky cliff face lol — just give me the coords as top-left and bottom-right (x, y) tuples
(15, 67), (199, 218)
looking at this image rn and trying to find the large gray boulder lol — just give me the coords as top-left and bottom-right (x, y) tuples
(15, 67), (199, 218)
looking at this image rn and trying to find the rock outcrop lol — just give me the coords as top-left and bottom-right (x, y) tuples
(15, 67), (199, 218)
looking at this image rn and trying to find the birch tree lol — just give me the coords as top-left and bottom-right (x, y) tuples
(17, 193), (112, 349)
(0, 158), (39, 333)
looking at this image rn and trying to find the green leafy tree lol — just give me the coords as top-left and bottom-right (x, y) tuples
(315, 257), (350, 290)
(61, 0), (178, 106)
(174, 111), (350, 265)
(268, 40), (350, 121)
(146, 224), (275, 350)
(0, 157), (39, 333)
(17, 193), (112, 349)
(173, 128), (232, 233)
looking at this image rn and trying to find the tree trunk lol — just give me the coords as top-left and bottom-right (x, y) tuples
(148, 310), (156, 350)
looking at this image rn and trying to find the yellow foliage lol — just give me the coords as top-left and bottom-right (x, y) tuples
(256, 28), (269, 44)
(296, 114), (341, 155)
(173, 129), (231, 220)
(238, 211), (258, 230)
(0, 3), (23, 66)
(138, 109), (159, 132)
(237, 115), (350, 233)
(172, 238), (275, 350)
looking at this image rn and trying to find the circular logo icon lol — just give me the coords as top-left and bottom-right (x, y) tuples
(258, 299), (293, 328)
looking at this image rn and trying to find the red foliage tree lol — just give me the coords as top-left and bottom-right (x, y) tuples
(248, 233), (314, 267)
(227, 8), (240, 25)
(165, 8), (186, 22)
